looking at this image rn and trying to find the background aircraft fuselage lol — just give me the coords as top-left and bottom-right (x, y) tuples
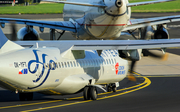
(63, 0), (131, 40)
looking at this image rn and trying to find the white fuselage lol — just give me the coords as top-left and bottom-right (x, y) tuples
(63, 0), (131, 40)
(0, 48), (128, 95)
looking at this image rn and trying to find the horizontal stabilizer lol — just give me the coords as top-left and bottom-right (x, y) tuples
(42, 0), (107, 7)
(127, 0), (173, 7)
(0, 28), (24, 54)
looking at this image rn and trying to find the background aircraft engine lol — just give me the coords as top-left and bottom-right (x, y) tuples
(153, 27), (169, 39)
(140, 25), (169, 40)
(17, 27), (40, 40)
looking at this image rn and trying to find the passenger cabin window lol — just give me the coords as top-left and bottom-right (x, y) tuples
(111, 59), (114, 64)
(106, 59), (108, 64)
(114, 59), (116, 63)
(67, 62), (70, 67)
(70, 61), (73, 67)
(77, 61), (79, 67)
(104, 59), (106, 65)
(109, 59), (111, 64)
(60, 62), (62, 68)
(73, 61), (76, 67)
(55, 62), (58, 68)
(61, 62), (64, 68)
(64, 62), (67, 68)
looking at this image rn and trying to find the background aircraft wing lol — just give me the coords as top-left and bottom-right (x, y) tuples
(42, 0), (107, 7)
(15, 39), (180, 52)
(0, 18), (77, 32)
(127, 0), (173, 7)
(123, 15), (180, 31)
(43, 0), (171, 7)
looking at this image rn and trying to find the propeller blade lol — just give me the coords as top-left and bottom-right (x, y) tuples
(143, 49), (169, 60)
(10, 22), (17, 41)
(128, 60), (137, 81)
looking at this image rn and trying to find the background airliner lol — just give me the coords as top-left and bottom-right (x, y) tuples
(0, 0), (180, 62)
(0, 27), (180, 101)
(1, 0), (180, 41)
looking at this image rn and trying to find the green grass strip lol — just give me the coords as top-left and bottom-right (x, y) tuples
(0, 0), (180, 14)
(0, 3), (64, 14)
(130, 0), (180, 12)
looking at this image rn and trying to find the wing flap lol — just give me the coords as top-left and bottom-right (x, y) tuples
(0, 18), (77, 32)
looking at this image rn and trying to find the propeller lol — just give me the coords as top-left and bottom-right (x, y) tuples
(10, 21), (17, 41)
(128, 26), (169, 81)
(128, 50), (169, 81)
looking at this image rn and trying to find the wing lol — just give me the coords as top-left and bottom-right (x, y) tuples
(0, 18), (77, 32)
(15, 39), (180, 52)
(42, 0), (107, 7)
(127, 0), (173, 7)
(43, 0), (171, 7)
(123, 15), (180, 31)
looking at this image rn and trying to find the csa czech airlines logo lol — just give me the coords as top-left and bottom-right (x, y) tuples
(115, 63), (126, 75)
(19, 68), (28, 74)
(115, 63), (119, 74)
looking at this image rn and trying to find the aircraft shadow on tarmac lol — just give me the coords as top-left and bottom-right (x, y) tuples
(0, 78), (141, 102)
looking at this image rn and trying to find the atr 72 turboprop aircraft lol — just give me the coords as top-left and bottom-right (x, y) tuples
(0, 27), (180, 101)
(1, 0), (180, 101)
(1, 0), (180, 61)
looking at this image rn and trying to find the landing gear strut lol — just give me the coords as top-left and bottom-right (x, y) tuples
(83, 86), (97, 100)
(19, 92), (33, 101)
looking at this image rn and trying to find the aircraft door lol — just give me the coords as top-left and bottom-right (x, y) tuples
(98, 59), (104, 78)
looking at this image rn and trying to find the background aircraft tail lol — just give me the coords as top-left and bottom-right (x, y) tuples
(0, 28), (24, 54)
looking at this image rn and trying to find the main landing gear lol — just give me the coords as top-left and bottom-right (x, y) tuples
(83, 83), (117, 100)
(19, 92), (33, 101)
(83, 86), (97, 100)
(107, 83), (117, 92)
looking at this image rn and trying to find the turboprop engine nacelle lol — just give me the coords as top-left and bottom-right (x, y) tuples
(17, 27), (40, 41)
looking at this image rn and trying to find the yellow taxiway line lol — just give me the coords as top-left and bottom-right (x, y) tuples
(21, 76), (151, 112)
(0, 72), (151, 112)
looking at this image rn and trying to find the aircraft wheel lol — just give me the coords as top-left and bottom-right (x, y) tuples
(83, 86), (90, 100)
(112, 86), (117, 92)
(107, 85), (111, 92)
(90, 86), (97, 100)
